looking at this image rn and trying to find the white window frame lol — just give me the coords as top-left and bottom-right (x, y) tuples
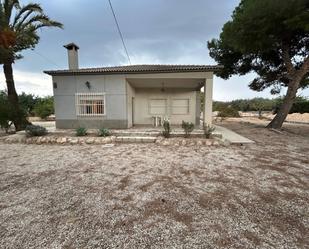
(148, 99), (167, 115)
(75, 93), (106, 116)
(171, 98), (190, 115)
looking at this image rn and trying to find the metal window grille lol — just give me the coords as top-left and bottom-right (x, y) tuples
(75, 93), (105, 116)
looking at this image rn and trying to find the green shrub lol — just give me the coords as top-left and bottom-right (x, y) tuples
(203, 124), (215, 139)
(76, 127), (87, 136)
(217, 106), (240, 118)
(25, 125), (47, 137)
(290, 101), (309, 113)
(33, 97), (54, 119)
(181, 121), (194, 138)
(98, 127), (110, 137)
(0, 91), (28, 132)
(162, 120), (171, 138)
(274, 98), (309, 114)
(19, 92), (39, 116)
(0, 100), (12, 133)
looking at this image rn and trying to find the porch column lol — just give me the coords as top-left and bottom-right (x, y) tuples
(204, 77), (213, 126)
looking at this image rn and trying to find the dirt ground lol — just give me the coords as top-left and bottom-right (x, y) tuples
(0, 120), (308, 249)
(239, 112), (309, 124)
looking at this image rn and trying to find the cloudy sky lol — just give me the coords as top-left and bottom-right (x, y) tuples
(0, 0), (308, 100)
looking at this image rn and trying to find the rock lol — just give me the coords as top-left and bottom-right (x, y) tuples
(105, 137), (112, 144)
(162, 140), (170, 146)
(206, 140), (212, 146)
(181, 140), (187, 146)
(222, 139), (230, 146)
(213, 140), (220, 146)
(5, 138), (11, 143)
(60, 137), (67, 144)
(172, 140), (179, 146)
(188, 141), (195, 146)
(86, 138), (94, 144)
(50, 137), (56, 144)
(70, 139), (78, 145)
(26, 138), (32, 144)
(155, 137), (164, 144)
(78, 138), (85, 144)
(34, 137), (40, 144)
(94, 138), (102, 144)
(197, 140), (203, 146)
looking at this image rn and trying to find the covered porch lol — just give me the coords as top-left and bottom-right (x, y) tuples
(126, 72), (213, 128)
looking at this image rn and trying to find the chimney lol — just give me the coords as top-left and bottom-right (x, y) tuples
(64, 43), (79, 70)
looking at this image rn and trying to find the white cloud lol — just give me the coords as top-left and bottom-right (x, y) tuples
(0, 70), (52, 96)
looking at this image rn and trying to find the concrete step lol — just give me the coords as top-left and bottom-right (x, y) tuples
(214, 125), (254, 144)
(112, 131), (161, 137)
(170, 131), (222, 138)
(115, 136), (157, 143)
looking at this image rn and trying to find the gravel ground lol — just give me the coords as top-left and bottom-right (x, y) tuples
(0, 121), (308, 249)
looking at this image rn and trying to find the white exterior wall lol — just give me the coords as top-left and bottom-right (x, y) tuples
(50, 71), (214, 129)
(126, 81), (135, 128)
(133, 88), (197, 125)
(204, 76), (213, 126)
(52, 74), (128, 128)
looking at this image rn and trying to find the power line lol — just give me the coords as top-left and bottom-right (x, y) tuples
(32, 49), (61, 68)
(107, 0), (131, 65)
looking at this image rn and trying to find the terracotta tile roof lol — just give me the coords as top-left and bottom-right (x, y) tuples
(44, 64), (223, 75)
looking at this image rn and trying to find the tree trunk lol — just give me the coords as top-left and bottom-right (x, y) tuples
(3, 63), (24, 131)
(266, 79), (299, 129)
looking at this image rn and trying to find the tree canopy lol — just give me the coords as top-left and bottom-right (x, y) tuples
(0, 0), (63, 64)
(208, 0), (309, 128)
(209, 0), (309, 93)
(0, 0), (62, 130)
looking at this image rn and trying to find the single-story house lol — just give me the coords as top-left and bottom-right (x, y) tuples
(44, 43), (222, 129)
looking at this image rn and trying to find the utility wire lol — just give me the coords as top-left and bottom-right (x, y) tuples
(32, 49), (61, 68)
(107, 0), (131, 65)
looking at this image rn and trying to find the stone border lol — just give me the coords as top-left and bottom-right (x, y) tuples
(0, 134), (225, 146)
(0, 134), (116, 145)
(155, 137), (223, 146)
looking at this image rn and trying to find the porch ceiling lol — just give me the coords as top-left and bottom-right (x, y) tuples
(127, 78), (204, 89)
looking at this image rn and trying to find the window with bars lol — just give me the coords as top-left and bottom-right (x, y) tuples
(75, 93), (105, 116)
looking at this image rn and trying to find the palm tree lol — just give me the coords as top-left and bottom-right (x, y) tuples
(0, 0), (62, 130)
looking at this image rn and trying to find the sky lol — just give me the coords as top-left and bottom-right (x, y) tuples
(0, 0), (308, 100)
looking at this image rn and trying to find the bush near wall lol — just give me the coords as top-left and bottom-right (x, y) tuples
(290, 101), (309, 114)
(217, 106), (240, 118)
(25, 125), (47, 136)
(0, 91), (28, 132)
(33, 97), (54, 119)
(213, 97), (309, 114)
(274, 97), (309, 114)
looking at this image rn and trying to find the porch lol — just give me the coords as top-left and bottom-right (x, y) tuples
(126, 72), (213, 128)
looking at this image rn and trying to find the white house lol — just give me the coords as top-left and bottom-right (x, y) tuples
(44, 43), (221, 129)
